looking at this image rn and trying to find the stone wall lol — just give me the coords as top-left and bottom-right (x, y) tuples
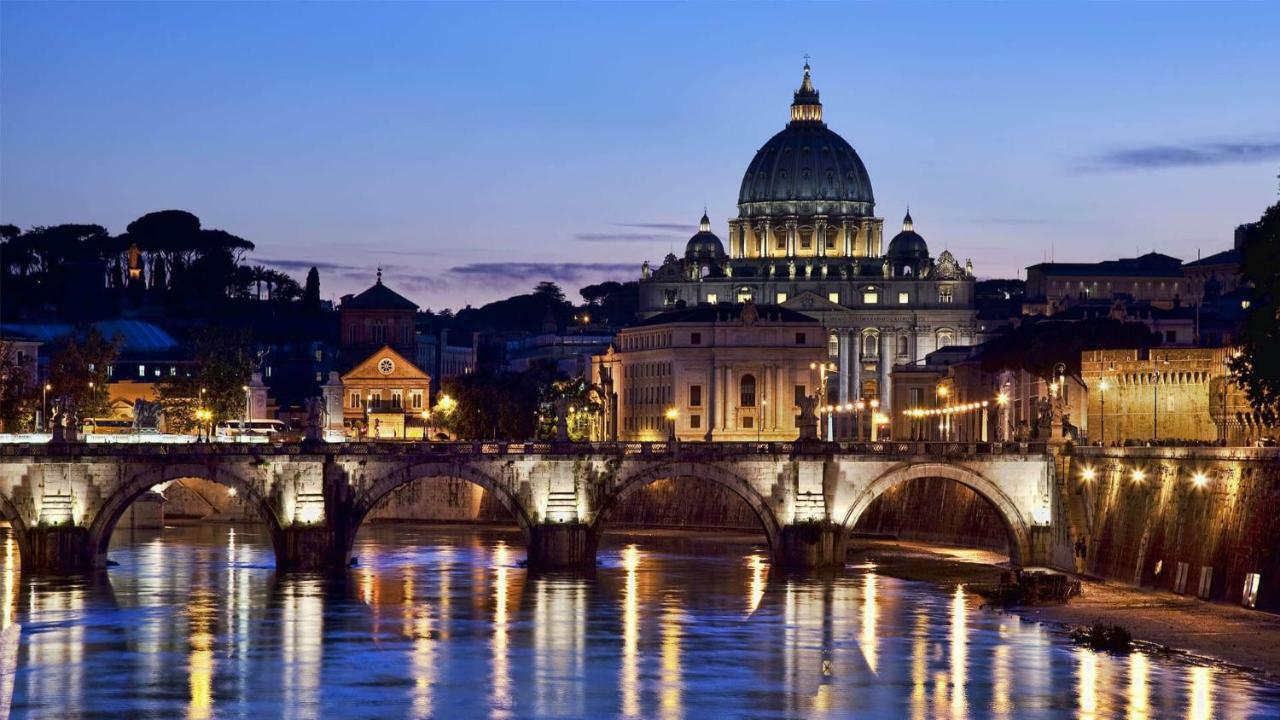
(1067, 448), (1280, 612)
(850, 476), (1011, 553)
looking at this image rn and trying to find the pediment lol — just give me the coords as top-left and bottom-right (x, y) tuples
(342, 346), (431, 382)
(782, 291), (845, 311)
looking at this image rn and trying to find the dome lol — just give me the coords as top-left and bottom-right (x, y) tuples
(684, 213), (726, 260)
(886, 210), (929, 260)
(737, 64), (874, 218)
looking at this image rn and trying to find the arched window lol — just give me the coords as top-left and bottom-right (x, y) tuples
(937, 328), (955, 347)
(828, 334), (840, 358)
(863, 331), (879, 358)
(740, 374), (757, 407)
(897, 333), (908, 357)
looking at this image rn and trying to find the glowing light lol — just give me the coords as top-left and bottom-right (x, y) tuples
(996, 391), (1009, 406)
(664, 407), (679, 421)
(1098, 380), (1110, 392)
(1131, 468), (1146, 483)
(1191, 472), (1208, 488)
(226, 487), (237, 497)
(1081, 467), (1096, 482)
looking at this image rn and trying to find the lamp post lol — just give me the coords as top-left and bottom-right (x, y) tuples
(855, 399), (866, 441)
(242, 384), (251, 424)
(1097, 379), (1109, 447)
(996, 389), (1010, 442)
(41, 383), (51, 432)
(936, 384), (950, 441)
(664, 407), (679, 441)
(758, 399), (766, 442)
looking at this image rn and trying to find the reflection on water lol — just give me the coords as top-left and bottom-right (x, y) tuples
(3, 523), (1280, 718)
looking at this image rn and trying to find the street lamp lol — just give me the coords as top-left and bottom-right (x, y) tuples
(242, 384), (251, 424)
(664, 407), (679, 441)
(1097, 379), (1110, 447)
(855, 399), (866, 441)
(42, 383), (51, 432)
(758, 399), (766, 442)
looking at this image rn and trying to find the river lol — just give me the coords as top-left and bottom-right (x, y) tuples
(3, 523), (1278, 718)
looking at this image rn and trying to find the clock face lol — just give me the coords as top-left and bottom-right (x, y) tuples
(377, 358), (395, 375)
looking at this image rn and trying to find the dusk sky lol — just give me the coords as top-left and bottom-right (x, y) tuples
(3, 2), (1278, 311)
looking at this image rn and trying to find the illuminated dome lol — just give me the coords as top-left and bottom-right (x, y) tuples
(886, 210), (929, 260)
(684, 213), (726, 260)
(737, 63), (875, 219)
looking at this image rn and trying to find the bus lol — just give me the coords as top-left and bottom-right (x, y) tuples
(83, 418), (143, 435)
(215, 419), (288, 440)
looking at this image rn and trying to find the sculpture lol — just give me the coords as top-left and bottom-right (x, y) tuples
(132, 399), (161, 432)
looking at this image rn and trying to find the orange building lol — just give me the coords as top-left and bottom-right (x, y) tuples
(340, 346), (431, 439)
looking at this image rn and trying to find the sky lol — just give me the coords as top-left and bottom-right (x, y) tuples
(3, 2), (1278, 311)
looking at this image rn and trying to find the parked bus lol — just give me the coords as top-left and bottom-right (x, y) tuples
(82, 418), (142, 435)
(215, 419), (288, 440)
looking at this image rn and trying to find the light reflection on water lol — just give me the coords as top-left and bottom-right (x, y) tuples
(3, 524), (1279, 719)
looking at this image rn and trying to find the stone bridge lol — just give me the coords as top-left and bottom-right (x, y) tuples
(0, 440), (1060, 574)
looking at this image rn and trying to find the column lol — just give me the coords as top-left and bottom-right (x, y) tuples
(841, 220), (851, 257)
(705, 356), (717, 441)
(762, 221), (772, 259)
(816, 217), (827, 257)
(850, 328), (861, 402)
(837, 330), (850, 406)
(786, 220), (798, 256)
(879, 329), (892, 412)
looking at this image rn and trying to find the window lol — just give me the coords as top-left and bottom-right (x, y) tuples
(795, 332), (806, 345)
(690, 414), (701, 429)
(138, 364), (146, 377)
(910, 388), (923, 406)
(265, 366), (272, 378)
(372, 322), (387, 344)
(315, 349), (324, 363)
(897, 334), (908, 357)
(800, 236), (811, 249)
(794, 384), (807, 405)
(936, 328), (955, 347)
(690, 385), (703, 407)
(939, 286), (954, 304)
(736, 288), (753, 303)
(411, 391), (423, 409)
(776, 292), (788, 304)
(828, 335), (839, 358)
(898, 291), (909, 304)
(691, 332), (702, 345)
(351, 391), (361, 408)
(776, 237), (786, 250)
(863, 291), (879, 304)
(863, 332), (879, 358)
(1165, 330), (1176, 343)
(825, 235), (836, 249)
(740, 374), (756, 407)
(828, 292), (840, 304)
(743, 416), (754, 429)
(1243, 573), (1261, 608)
(706, 293), (718, 304)
(371, 392), (382, 409)
(391, 390), (403, 409)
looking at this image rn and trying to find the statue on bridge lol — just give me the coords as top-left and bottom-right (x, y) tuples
(132, 399), (161, 433)
(796, 394), (819, 441)
(50, 395), (80, 443)
(303, 396), (328, 441)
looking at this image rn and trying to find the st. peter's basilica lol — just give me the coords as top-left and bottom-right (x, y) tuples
(637, 63), (980, 415)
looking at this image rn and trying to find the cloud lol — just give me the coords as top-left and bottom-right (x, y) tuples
(447, 262), (636, 283)
(574, 231), (679, 243)
(1082, 139), (1280, 171)
(614, 222), (694, 232)
(256, 258), (361, 272)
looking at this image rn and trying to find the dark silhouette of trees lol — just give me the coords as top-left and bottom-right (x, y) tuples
(303, 267), (321, 310)
(0, 343), (37, 432)
(46, 328), (119, 419)
(1229, 197), (1280, 425)
(156, 328), (255, 432)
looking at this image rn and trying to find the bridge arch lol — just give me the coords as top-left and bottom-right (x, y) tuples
(838, 462), (1032, 567)
(348, 461), (534, 552)
(0, 494), (32, 567)
(86, 463), (286, 568)
(592, 461), (782, 557)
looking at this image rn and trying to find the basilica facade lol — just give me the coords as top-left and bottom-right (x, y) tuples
(637, 63), (980, 418)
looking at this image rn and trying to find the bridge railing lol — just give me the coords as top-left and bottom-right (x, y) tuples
(0, 439), (1050, 459)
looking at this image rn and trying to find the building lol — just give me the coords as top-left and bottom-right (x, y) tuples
(504, 330), (615, 376)
(637, 64), (980, 421)
(340, 345), (431, 438)
(1081, 348), (1271, 446)
(339, 270), (418, 366)
(415, 329), (479, 387)
(1024, 252), (1189, 316)
(591, 302), (825, 442)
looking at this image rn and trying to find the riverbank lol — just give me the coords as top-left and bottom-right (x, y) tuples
(850, 539), (1280, 680)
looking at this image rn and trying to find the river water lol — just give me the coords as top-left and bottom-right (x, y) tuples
(3, 523), (1278, 719)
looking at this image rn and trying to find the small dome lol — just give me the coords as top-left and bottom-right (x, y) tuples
(887, 209), (929, 260)
(684, 212), (726, 260)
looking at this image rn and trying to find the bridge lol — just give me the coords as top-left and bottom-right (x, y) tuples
(0, 440), (1061, 574)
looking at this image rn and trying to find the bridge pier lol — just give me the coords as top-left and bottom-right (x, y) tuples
(278, 525), (347, 572)
(527, 523), (596, 571)
(776, 521), (845, 570)
(26, 525), (92, 573)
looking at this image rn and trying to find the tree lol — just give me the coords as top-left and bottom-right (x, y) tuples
(46, 328), (118, 419)
(980, 318), (1160, 379)
(156, 328), (255, 432)
(0, 342), (37, 432)
(303, 267), (321, 310)
(1229, 198), (1280, 425)
(533, 281), (566, 304)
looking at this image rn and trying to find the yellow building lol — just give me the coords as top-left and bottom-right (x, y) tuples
(340, 346), (431, 439)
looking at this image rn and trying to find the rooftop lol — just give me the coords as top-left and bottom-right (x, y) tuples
(1027, 252), (1184, 278)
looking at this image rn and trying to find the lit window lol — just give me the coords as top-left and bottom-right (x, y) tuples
(740, 375), (757, 407)
(776, 292), (788, 304)
(138, 364), (146, 377)
(827, 292), (840, 304)
(391, 390), (403, 409)
(863, 291), (879, 304)
(898, 292), (909, 304)
(411, 391), (423, 409)
(939, 286), (954, 304)
(350, 391), (360, 408)
(265, 366), (272, 378)
(706, 293), (718, 304)
(736, 289), (753, 303)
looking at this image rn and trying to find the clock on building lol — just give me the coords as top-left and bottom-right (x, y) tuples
(378, 358), (395, 375)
